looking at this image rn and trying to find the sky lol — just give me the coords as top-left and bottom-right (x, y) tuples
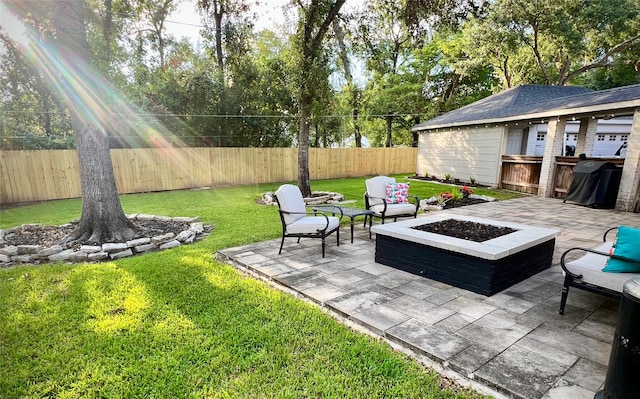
(165, 0), (295, 45)
(165, 0), (364, 45)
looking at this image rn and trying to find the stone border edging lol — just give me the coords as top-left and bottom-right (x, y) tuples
(0, 214), (211, 267)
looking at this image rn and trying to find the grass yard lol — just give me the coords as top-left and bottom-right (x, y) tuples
(0, 175), (518, 398)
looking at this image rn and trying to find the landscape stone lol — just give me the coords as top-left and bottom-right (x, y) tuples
(159, 240), (181, 250)
(88, 251), (109, 261)
(134, 243), (155, 253)
(127, 237), (151, 247)
(80, 245), (102, 253)
(109, 249), (133, 259)
(102, 243), (128, 252)
(68, 252), (88, 262)
(48, 249), (75, 262)
(18, 245), (43, 254)
(190, 222), (204, 233)
(38, 245), (64, 257)
(0, 254), (10, 262)
(13, 254), (37, 263)
(152, 233), (174, 245)
(0, 245), (19, 256)
(176, 230), (196, 242)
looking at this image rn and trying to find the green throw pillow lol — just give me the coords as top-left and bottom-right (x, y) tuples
(602, 226), (640, 273)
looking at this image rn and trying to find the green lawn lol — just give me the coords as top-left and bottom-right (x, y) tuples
(0, 175), (517, 398)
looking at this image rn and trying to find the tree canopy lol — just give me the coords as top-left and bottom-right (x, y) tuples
(1, 0), (639, 151)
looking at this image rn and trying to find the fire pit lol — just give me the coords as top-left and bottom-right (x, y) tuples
(371, 215), (559, 296)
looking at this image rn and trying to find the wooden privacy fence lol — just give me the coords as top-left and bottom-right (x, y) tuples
(0, 147), (418, 204)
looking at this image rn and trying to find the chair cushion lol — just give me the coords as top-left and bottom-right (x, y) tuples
(286, 216), (339, 234)
(385, 183), (410, 204)
(564, 242), (639, 292)
(275, 184), (306, 225)
(603, 226), (640, 273)
(365, 176), (395, 206)
(370, 203), (417, 217)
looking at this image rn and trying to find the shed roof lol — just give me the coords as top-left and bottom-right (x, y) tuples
(413, 84), (640, 131)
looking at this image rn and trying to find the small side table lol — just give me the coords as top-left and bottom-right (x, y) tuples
(312, 205), (374, 243)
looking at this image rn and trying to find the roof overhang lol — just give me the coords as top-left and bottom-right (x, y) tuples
(413, 100), (640, 132)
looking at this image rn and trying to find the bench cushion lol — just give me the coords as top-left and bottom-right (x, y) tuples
(370, 203), (417, 217)
(286, 216), (339, 234)
(565, 242), (640, 292)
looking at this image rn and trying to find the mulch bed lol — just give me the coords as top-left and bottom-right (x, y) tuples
(4, 219), (194, 249)
(411, 219), (517, 242)
(440, 197), (488, 209)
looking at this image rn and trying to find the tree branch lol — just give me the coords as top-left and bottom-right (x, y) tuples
(561, 34), (640, 85)
(311, 0), (346, 52)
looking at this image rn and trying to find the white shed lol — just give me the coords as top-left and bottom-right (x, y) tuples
(412, 84), (640, 211)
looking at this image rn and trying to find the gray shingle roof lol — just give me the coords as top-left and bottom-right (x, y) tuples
(413, 84), (640, 131)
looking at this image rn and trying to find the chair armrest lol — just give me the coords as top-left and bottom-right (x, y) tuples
(603, 227), (617, 242)
(561, 247), (610, 279)
(560, 246), (640, 279)
(312, 206), (344, 221)
(279, 210), (317, 216)
(409, 196), (420, 208)
(364, 193), (388, 212)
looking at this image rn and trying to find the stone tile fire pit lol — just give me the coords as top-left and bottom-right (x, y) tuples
(371, 215), (559, 296)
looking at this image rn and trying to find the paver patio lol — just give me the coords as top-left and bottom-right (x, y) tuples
(219, 196), (640, 399)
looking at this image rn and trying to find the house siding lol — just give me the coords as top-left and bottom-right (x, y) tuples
(417, 126), (504, 186)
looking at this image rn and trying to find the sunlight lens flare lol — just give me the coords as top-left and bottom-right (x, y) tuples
(2, 3), (211, 173)
(0, 3), (30, 49)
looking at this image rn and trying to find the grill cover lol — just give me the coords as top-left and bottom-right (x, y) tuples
(564, 160), (621, 208)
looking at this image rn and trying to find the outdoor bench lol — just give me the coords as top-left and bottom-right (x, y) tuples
(560, 227), (640, 314)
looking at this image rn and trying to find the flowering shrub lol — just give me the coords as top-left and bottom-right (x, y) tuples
(461, 186), (473, 197)
(437, 191), (452, 205)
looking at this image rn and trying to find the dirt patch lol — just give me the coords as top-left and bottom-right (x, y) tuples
(411, 219), (517, 242)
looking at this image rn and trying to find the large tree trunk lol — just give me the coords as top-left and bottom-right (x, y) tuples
(296, 0), (346, 196)
(298, 90), (312, 198)
(52, 0), (137, 245)
(385, 116), (393, 147)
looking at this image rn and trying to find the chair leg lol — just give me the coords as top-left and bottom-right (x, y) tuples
(336, 228), (339, 247)
(321, 237), (326, 258)
(559, 275), (572, 315)
(279, 235), (285, 254)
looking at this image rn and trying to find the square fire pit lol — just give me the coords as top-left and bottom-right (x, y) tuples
(371, 215), (559, 296)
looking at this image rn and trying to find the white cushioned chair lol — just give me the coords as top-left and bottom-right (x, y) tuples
(364, 176), (419, 225)
(274, 184), (340, 257)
